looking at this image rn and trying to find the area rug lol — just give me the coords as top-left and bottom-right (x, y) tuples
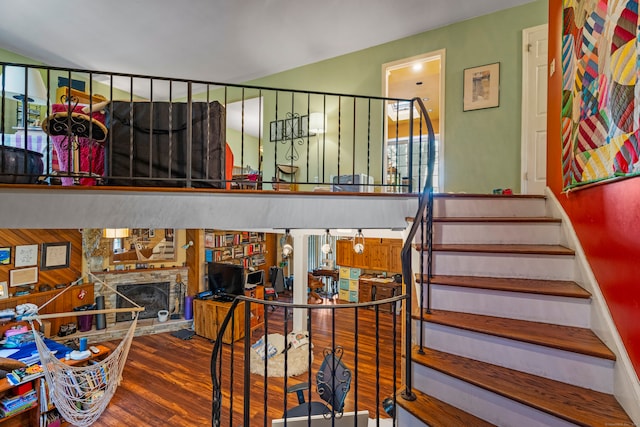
(561, 1), (640, 190)
(250, 332), (313, 377)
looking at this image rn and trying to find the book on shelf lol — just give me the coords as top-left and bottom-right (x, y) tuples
(6, 364), (44, 386)
(0, 389), (37, 417)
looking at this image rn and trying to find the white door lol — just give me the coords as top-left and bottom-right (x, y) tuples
(521, 24), (548, 195)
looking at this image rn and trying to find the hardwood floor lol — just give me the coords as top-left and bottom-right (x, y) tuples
(92, 299), (402, 426)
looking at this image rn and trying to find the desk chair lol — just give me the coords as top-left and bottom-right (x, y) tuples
(266, 266), (286, 310)
(307, 273), (324, 304)
(284, 347), (351, 419)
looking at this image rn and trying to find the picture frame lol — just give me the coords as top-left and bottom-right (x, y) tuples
(14, 244), (38, 267)
(41, 241), (71, 270)
(10, 267), (38, 287)
(0, 247), (10, 265)
(111, 228), (176, 264)
(0, 281), (7, 299)
(269, 114), (310, 142)
(463, 62), (500, 111)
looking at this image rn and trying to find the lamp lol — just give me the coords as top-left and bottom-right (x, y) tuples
(309, 112), (326, 182)
(102, 228), (130, 238)
(321, 229), (333, 255)
(282, 229), (293, 258)
(1, 66), (48, 127)
(353, 229), (365, 254)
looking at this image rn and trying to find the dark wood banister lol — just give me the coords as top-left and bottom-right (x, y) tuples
(400, 97), (436, 401)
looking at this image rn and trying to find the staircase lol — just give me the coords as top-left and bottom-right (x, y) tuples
(396, 194), (633, 427)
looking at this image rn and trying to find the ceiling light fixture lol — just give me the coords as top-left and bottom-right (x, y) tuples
(102, 228), (130, 239)
(282, 229), (293, 258)
(321, 229), (333, 255)
(353, 229), (365, 254)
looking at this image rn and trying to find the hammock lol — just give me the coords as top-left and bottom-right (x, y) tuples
(24, 274), (144, 427)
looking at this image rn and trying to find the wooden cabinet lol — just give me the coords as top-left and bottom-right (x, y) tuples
(336, 238), (403, 273)
(244, 286), (264, 331)
(193, 298), (246, 344)
(389, 241), (403, 274)
(335, 240), (352, 267)
(358, 276), (402, 313)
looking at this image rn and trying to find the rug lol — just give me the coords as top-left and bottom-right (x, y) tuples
(561, 1), (640, 190)
(250, 332), (313, 377)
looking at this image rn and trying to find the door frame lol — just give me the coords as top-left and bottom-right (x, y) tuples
(520, 24), (548, 194)
(382, 49), (445, 193)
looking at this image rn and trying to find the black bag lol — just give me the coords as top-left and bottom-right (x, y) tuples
(105, 101), (225, 187)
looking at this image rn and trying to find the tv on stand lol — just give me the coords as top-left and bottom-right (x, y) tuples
(207, 262), (245, 300)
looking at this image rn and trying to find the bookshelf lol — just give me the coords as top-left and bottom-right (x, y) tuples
(204, 230), (266, 269)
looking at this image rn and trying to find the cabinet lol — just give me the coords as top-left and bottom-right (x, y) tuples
(193, 298), (246, 344)
(389, 241), (403, 274)
(16, 103), (42, 128)
(358, 276), (402, 313)
(336, 238), (403, 273)
(244, 286), (264, 331)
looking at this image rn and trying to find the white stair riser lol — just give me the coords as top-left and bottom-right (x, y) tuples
(394, 408), (424, 427)
(428, 252), (575, 281)
(433, 198), (546, 218)
(427, 285), (590, 328)
(412, 364), (578, 427)
(415, 321), (614, 394)
(430, 222), (561, 245)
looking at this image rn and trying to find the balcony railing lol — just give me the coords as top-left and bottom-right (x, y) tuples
(1, 62), (434, 194)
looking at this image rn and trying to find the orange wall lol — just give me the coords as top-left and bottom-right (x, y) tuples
(547, 0), (640, 379)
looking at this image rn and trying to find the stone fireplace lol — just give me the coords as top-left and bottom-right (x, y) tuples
(115, 282), (170, 322)
(89, 267), (190, 340)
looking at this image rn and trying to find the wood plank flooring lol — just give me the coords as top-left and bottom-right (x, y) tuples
(92, 301), (402, 426)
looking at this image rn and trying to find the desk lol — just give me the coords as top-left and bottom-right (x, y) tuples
(311, 269), (339, 297)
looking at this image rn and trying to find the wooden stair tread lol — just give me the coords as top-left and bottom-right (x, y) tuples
(417, 309), (615, 360)
(433, 216), (561, 223)
(412, 347), (632, 426)
(395, 388), (495, 427)
(422, 243), (575, 255)
(418, 274), (591, 299)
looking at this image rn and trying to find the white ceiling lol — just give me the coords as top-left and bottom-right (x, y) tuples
(0, 0), (535, 86)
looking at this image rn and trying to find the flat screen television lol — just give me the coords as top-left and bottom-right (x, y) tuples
(207, 262), (245, 297)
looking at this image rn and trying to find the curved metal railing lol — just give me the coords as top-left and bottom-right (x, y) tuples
(210, 293), (407, 427)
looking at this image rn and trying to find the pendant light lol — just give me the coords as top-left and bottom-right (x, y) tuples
(321, 229), (332, 255)
(353, 229), (365, 254)
(282, 229), (293, 258)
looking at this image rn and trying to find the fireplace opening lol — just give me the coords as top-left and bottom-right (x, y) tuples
(116, 282), (170, 322)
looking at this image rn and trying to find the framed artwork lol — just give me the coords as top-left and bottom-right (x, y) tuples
(269, 114), (309, 141)
(111, 228), (176, 264)
(463, 62), (500, 111)
(0, 281), (7, 299)
(14, 244), (38, 267)
(0, 247), (10, 265)
(41, 241), (71, 270)
(10, 267), (38, 287)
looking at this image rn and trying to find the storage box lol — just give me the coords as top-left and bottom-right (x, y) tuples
(349, 279), (359, 291)
(339, 279), (350, 291)
(339, 267), (351, 279)
(349, 268), (361, 280)
(338, 289), (350, 301)
(349, 290), (358, 302)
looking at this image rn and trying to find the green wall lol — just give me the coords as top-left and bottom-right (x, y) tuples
(247, 0), (548, 193)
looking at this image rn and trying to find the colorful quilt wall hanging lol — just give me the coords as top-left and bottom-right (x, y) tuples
(561, 0), (640, 190)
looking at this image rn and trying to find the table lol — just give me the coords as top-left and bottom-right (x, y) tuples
(311, 269), (339, 297)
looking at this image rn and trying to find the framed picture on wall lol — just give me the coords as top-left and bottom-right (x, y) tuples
(14, 244), (38, 267)
(463, 62), (500, 111)
(10, 267), (38, 287)
(0, 281), (7, 299)
(0, 247), (10, 265)
(40, 241), (71, 270)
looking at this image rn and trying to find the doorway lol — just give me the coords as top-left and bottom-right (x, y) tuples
(383, 50), (444, 193)
(521, 24), (548, 194)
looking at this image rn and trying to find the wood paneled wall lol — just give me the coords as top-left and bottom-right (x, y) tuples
(0, 229), (83, 290)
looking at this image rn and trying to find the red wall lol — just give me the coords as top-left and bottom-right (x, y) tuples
(547, 0), (640, 379)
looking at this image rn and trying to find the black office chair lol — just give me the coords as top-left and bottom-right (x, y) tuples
(284, 346), (351, 418)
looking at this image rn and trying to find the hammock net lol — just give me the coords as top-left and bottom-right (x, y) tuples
(30, 313), (138, 427)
